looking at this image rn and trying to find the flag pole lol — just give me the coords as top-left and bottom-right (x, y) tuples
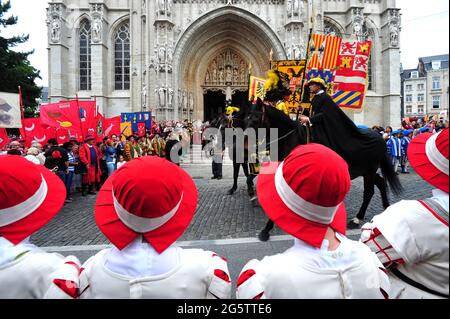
(76, 94), (83, 141)
(18, 86), (24, 120)
(296, 22), (314, 121)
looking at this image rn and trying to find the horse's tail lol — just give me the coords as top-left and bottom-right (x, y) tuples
(380, 153), (403, 196)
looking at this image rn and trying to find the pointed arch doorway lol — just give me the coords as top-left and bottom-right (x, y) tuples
(203, 89), (226, 121)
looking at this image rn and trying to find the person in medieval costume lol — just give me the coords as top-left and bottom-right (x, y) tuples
(236, 144), (390, 299)
(124, 135), (142, 161)
(79, 135), (102, 196)
(0, 156), (81, 299)
(263, 70), (291, 116)
(299, 77), (387, 178)
(360, 128), (449, 299)
(78, 157), (231, 298)
(151, 133), (166, 158)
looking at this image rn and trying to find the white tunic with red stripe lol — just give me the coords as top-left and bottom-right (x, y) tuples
(236, 233), (390, 299)
(361, 189), (449, 299)
(79, 239), (231, 299)
(0, 237), (81, 299)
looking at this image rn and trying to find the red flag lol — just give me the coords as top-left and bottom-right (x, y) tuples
(0, 128), (8, 149)
(137, 122), (146, 137)
(20, 118), (57, 147)
(102, 116), (121, 138)
(78, 101), (98, 140)
(40, 101), (83, 132)
(56, 128), (70, 145)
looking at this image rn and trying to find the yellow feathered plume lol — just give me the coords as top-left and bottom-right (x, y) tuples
(225, 106), (240, 116)
(264, 70), (279, 92)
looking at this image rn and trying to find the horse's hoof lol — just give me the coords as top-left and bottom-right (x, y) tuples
(258, 230), (270, 242)
(227, 189), (236, 195)
(247, 189), (255, 197)
(347, 218), (362, 230)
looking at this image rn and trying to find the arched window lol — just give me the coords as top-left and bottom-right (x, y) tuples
(114, 23), (130, 90)
(79, 20), (92, 91)
(324, 21), (342, 38)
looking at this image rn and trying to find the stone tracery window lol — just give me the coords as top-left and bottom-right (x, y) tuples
(323, 21), (342, 38)
(79, 20), (92, 91)
(114, 23), (131, 91)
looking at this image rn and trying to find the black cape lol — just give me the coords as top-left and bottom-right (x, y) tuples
(309, 92), (386, 177)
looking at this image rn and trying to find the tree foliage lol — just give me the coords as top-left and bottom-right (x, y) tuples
(0, 0), (42, 117)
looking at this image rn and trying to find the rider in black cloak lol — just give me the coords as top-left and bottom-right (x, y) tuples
(299, 77), (386, 179)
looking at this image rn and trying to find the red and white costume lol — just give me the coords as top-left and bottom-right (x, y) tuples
(237, 234), (389, 299)
(237, 144), (390, 299)
(80, 157), (231, 298)
(79, 238), (230, 299)
(0, 156), (81, 299)
(361, 129), (449, 299)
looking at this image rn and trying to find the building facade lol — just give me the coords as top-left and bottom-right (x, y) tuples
(47, 0), (402, 127)
(402, 54), (449, 120)
(402, 68), (427, 118)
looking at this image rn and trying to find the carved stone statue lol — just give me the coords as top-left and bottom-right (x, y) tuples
(158, 87), (166, 107)
(182, 90), (187, 109)
(189, 93), (194, 110)
(168, 88), (174, 107)
(233, 68), (239, 83)
(158, 0), (172, 15)
(167, 47), (173, 64)
(225, 66), (232, 83)
(142, 85), (148, 109)
(219, 68), (224, 84)
(92, 19), (102, 43)
(292, 0), (300, 16)
(51, 19), (61, 43)
(389, 22), (399, 47)
(158, 46), (166, 64)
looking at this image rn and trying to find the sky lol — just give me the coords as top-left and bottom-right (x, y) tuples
(1, 0), (449, 87)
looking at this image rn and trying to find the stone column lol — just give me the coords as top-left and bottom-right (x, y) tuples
(153, 0), (175, 120)
(47, 3), (69, 102)
(381, 8), (401, 128)
(89, 2), (108, 115)
(284, 0), (306, 61)
(130, 0), (143, 115)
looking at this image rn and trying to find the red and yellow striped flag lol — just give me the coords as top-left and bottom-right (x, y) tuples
(307, 34), (342, 70)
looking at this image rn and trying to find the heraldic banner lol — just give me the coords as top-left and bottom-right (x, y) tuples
(248, 76), (266, 103)
(120, 112), (152, 139)
(0, 92), (22, 128)
(271, 60), (307, 113)
(306, 33), (372, 110)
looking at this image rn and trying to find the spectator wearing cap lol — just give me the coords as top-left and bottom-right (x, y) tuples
(236, 144), (390, 299)
(400, 130), (413, 174)
(387, 130), (402, 173)
(0, 156), (81, 298)
(78, 157), (231, 299)
(79, 135), (102, 196)
(361, 129), (449, 299)
(63, 142), (78, 203)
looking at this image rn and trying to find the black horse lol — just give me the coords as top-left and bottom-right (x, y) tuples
(208, 108), (256, 197)
(245, 100), (402, 241)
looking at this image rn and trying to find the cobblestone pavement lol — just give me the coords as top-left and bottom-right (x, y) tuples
(31, 162), (434, 247)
